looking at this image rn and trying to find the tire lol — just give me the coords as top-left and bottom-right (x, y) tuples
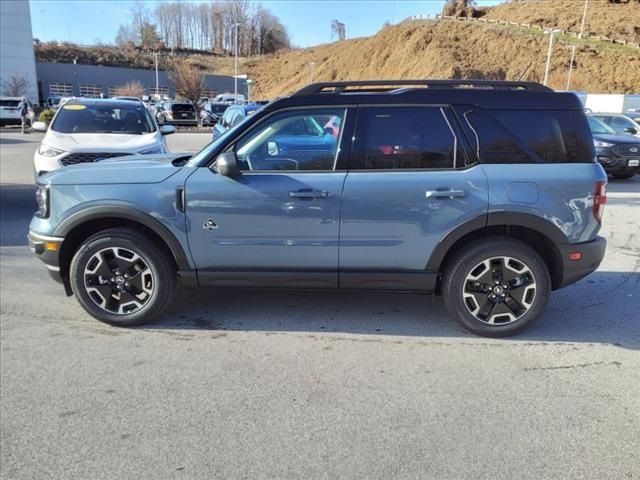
(442, 236), (551, 337)
(612, 172), (635, 180)
(70, 228), (176, 327)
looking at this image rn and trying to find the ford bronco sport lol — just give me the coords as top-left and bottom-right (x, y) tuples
(29, 80), (607, 337)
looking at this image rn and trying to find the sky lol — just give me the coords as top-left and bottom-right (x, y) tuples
(29, 0), (503, 48)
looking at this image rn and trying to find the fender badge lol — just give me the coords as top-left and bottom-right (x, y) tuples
(203, 219), (218, 231)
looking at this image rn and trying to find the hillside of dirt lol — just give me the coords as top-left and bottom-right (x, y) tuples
(248, 18), (640, 98)
(482, 0), (640, 44)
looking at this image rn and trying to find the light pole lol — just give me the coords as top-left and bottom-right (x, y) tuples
(566, 0), (589, 90)
(154, 51), (159, 98)
(246, 78), (253, 103)
(309, 62), (316, 84)
(543, 29), (561, 87)
(234, 23), (241, 104)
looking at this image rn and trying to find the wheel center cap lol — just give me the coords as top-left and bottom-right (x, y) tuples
(493, 286), (503, 294)
(115, 276), (125, 285)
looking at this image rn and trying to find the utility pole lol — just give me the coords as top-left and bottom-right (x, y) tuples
(154, 51), (159, 98)
(543, 29), (560, 87)
(566, 0), (589, 90)
(309, 62), (316, 84)
(234, 23), (240, 104)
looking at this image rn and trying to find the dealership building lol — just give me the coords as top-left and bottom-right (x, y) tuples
(0, 0), (38, 103)
(35, 62), (246, 102)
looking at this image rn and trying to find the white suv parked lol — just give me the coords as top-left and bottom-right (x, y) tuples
(33, 98), (175, 176)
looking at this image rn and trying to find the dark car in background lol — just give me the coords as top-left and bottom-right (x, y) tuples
(588, 115), (639, 179)
(200, 102), (229, 126)
(156, 102), (197, 126)
(590, 113), (640, 138)
(212, 104), (262, 140)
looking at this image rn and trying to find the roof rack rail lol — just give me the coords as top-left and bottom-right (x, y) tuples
(293, 79), (553, 96)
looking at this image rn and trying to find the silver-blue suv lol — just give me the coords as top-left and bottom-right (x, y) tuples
(29, 80), (608, 337)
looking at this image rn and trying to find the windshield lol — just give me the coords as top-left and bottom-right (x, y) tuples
(588, 116), (616, 135)
(51, 102), (157, 134)
(0, 100), (21, 107)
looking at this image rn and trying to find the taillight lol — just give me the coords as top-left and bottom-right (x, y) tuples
(593, 181), (607, 224)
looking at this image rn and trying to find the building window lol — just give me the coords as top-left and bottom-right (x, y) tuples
(49, 82), (73, 96)
(79, 84), (102, 98)
(149, 85), (168, 96)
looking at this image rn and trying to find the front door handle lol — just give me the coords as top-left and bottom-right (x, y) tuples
(425, 189), (466, 199)
(289, 189), (329, 199)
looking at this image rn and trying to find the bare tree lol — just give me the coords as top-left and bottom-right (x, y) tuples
(1, 74), (31, 97)
(114, 81), (145, 98)
(131, 0), (150, 45)
(115, 24), (136, 47)
(152, 0), (290, 54)
(169, 60), (205, 123)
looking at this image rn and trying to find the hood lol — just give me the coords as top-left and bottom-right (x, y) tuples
(44, 129), (160, 152)
(592, 133), (640, 145)
(39, 152), (193, 186)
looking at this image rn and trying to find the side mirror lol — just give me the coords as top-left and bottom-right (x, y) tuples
(623, 127), (637, 135)
(212, 151), (240, 178)
(160, 125), (176, 135)
(32, 121), (47, 132)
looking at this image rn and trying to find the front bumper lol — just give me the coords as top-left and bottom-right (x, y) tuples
(596, 148), (640, 175)
(557, 236), (606, 289)
(28, 231), (64, 285)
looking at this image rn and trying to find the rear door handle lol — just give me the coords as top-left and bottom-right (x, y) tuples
(289, 190), (329, 199)
(425, 189), (466, 199)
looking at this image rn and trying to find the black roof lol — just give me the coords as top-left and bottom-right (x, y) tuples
(264, 80), (584, 111)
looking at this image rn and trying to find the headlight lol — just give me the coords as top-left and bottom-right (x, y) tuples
(594, 140), (614, 148)
(38, 144), (65, 157)
(139, 145), (163, 155)
(35, 185), (49, 218)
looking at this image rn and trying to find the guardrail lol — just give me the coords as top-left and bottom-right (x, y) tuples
(434, 14), (640, 49)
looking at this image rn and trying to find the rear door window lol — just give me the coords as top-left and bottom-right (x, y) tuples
(357, 107), (457, 170)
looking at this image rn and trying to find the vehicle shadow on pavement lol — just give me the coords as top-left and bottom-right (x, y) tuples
(151, 269), (640, 349)
(0, 136), (33, 145)
(0, 184), (35, 246)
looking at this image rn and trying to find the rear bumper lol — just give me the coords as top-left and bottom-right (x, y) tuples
(28, 231), (64, 284)
(557, 236), (606, 289)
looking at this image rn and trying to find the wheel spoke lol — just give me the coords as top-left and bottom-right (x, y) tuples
(503, 294), (526, 317)
(476, 298), (496, 321)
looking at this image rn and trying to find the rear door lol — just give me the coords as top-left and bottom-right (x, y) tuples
(339, 105), (489, 289)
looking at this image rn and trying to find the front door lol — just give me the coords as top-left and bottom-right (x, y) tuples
(339, 105), (489, 289)
(185, 107), (352, 288)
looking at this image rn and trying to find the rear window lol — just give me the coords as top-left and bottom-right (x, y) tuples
(465, 110), (583, 163)
(0, 100), (20, 107)
(171, 103), (194, 113)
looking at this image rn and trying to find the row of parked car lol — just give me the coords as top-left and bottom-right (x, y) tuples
(28, 94), (639, 182)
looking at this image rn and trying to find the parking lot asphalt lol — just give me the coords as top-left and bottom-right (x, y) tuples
(1, 128), (639, 479)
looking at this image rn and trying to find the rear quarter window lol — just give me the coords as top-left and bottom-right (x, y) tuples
(464, 109), (587, 164)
